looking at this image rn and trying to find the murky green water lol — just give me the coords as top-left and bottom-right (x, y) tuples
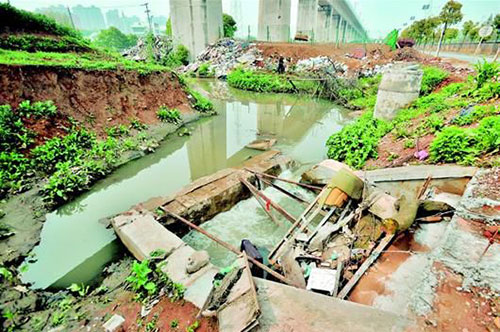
(21, 80), (349, 289)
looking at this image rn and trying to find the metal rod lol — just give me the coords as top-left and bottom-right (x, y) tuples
(161, 207), (301, 288)
(240, 176), (297, 225)
(258, 175), (310, 205)
(246, 178), (281, 226)
(244, 168), (322, 192)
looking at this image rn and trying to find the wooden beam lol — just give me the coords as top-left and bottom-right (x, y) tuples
(239, 176), (297, 225)
(337, 234), (395, 299)
(161, 207), (303, 288)
(258, 175), (310, 206)
(244, 167), (322, 192)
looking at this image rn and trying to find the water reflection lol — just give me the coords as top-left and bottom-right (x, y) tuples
(22, 82), (349, 289)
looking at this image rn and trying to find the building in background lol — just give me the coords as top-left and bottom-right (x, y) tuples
(35, 5), (72, 28)
(72, 5), (106, 32)
(105, 9), (124, 31)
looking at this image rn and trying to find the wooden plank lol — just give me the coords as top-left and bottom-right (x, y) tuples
(337, 234), (395, 299)
(244, 167), (323, 192)
(358, 165), (477, 183)
(239, 176), (297, 225)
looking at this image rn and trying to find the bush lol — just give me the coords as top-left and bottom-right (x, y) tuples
(189, 90), (214, 113)
(0, 4), (79, 38)
(156, 106), (181, 123)
(420, 66), (449, 95)
(164, 44), (189, 68)
(474, 60), (499, 89)
(198, 62), (213, 78)
(430, 126), (476, 164)
(326, 112), (391, 169)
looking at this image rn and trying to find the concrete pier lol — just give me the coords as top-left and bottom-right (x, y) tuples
(296, 0), (319, 41)
(258, 0), (292, 42)
(170, 0), (223, 61)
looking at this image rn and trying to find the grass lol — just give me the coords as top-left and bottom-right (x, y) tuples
(0, 49), (171, 74)
(0, 34), (93, 53)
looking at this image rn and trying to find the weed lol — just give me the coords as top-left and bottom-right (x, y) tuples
(198, 62), (214, 78)
(130, 118), (148, 131)
(420, 66), (449, 95)
(430, 126), (477, 164)
(387, 153), (399, 162)
(67, 283), (90, 297)
(403, 139), (416, 149)
(106, 124), (130, 138)
(170, 319), (179, 328)
(0, 266), (13, 282)
(186, 320), (200, 332)
(452, 105), (498, 126)
(326, 112), (390, 169)
(474, 60), (499, 89)
(157, 106), (181, 123)
(126, 260), (157, 298)
(189, 90), (215, 113)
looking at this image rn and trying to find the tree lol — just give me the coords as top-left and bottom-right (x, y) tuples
(494, 14), (500, 31)
(166, 17), (172, 37)
(94, 27), (138, 51)
(223, 13), (237, 38)
(401, 17), (439, 44)
(461, 20), (476, 42)
(444, 28), (459, 42)
(435, 0), (463, 56)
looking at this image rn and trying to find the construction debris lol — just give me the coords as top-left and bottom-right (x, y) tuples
(183, 38), (263, 78)
(245, 138), (276, 151)
(122, 35), (174, 62)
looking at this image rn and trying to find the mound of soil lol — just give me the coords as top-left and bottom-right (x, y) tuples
(0, 65), (193, 136)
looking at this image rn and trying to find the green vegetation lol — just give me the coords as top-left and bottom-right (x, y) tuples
(198, 62), (214, 78)
(227, 67), (318, 94)
(163, 44), (190, 68)
(223, 13), (238, 38)
(126, 259), (185, 303)
(474, 60), (499, 89)
(189, 90), (215, 113)
(325, 62), (500, 169)
(420, 66), (449, 95)
(67, 283), (90, 297)
(0, 35), (92, 53)
(0, 100), (162, 204)
(93, 27), (138, 52)
(0, 49), (171, 75)
(0, 4), (79, 38)
(430, 116), (500, 164)
(186, 320), (200, 332)
(326, 112), (390, 169)
(157, 106), (181, 123)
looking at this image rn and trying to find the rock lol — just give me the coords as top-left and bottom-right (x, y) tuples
(309, 222), (342, 252)
(301, 160), (355, 186)
(102, 314), (125, 332)
(186, 250), (210, 274)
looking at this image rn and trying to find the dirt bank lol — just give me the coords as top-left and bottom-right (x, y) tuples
(0, 65), (193, 135)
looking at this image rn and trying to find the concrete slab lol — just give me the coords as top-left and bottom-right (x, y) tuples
(358, 165), (477, 183)
(111, 210), (183, 261)
(254, 278), (412, 332)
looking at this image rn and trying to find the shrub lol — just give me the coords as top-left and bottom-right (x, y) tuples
(475, 116), (500, 152)
(164, 44), (189, 68)
(156, 106), (181, 123)
(198, 62), (213, 78)
(17, 100), (57, 118)
(452, 104), (498, 126)
(430, 126), (477, 164)
(189, 90), (214, 113)
(420, 66), (449, 95)
(474, 60), (499, 89)
(326, 112), (390, 169)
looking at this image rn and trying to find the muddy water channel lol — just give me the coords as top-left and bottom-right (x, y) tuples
(22, 80), (349, 289)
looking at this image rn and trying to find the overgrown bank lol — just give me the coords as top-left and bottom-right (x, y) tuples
(325, 60), (500, 169)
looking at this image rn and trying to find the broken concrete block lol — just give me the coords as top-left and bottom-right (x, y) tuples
(111, 210), (183, 261)
(186, 250), (210, 274)
(301, 160), (353, 186)
(374, 63), (423, 121)
(306, 268), (340, 296)
(309, 222), (342, 252)
(368, 191), (399, 220)
(102, 314), (125, 332)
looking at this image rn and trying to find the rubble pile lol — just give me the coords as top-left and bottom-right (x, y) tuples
(294, 56), (348, 77)
(182, 38), (263, 78)
(122, 35), (174, 62)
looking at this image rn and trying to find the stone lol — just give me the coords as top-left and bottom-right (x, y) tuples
(301, 159), (353, 186)
(102, 314), (125, 332)
(186, 250), (210, 274)
(245, 138), (276, 151)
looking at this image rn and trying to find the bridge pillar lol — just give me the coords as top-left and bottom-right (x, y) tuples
(296, 0), (318, 41)
(316, 5), (334, 42)
(258, 0), (292, 42)
(170, 0), (223, 61)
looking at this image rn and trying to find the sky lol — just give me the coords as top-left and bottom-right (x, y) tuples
(7, 0), (500, 38)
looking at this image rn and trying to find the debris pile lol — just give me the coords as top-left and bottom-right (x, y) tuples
(182, 38), (263, 78)
(122, 35), (174, 62)
(294, 56), (347, 77)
